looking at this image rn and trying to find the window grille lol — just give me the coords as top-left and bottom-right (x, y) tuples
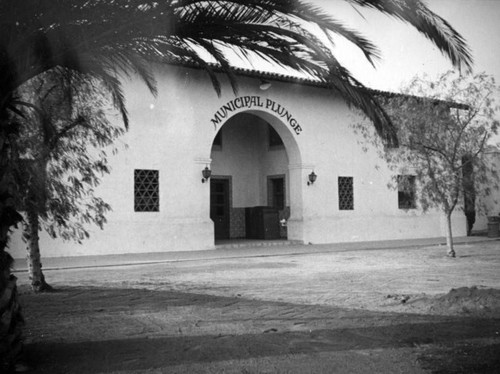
(338, 176), (354, 210)
(398, 175), (416, 209)
(134, 169), (159, 212)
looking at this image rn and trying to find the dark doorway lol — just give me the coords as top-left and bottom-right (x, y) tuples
(269, 177), (285, 210)
(210, 178), (230, 240)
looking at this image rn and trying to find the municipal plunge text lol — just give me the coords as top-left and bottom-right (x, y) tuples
(210, 96), (302, 135)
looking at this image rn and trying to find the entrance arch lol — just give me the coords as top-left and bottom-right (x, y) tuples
(208, 110), (304, 242)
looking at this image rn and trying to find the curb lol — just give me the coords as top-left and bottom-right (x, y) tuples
(12, 236), (498, 273)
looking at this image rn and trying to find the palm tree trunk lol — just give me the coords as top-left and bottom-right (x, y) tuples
(0, 122), (25, 372)
(25, 207), (52, 293)
(0, 254), (25, 373)
(445, 212), (456, 257)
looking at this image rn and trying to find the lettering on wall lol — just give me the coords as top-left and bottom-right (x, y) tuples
(210, 96), (302, 135)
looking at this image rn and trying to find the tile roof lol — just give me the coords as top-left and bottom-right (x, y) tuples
(167, 59), (468, 109)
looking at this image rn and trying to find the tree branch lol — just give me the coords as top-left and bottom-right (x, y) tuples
(48, 115), (88, 151)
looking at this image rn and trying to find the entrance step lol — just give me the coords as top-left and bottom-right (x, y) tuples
(215, 239), (303, 249)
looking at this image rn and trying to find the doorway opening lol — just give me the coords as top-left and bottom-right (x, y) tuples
(210, 178), (230, 240)
(209, 112), (293, 242)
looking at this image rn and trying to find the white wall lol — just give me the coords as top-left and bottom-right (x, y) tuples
(9, 64), (467, 259)
(474, 151), (500, 231)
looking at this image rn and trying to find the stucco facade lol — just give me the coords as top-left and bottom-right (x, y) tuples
(9, 64), (467, 258)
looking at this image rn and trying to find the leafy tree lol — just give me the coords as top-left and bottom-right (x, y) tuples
(358, 71), (500, 257)
(0, 0), (474, 369)
(16, 69), (125, 292)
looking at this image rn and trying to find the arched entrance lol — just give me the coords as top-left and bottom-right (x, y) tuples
(208, 110), (303, 242)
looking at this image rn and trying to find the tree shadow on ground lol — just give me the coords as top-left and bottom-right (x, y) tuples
(19, 286), (500, 373)
(417, 342), (500, 374)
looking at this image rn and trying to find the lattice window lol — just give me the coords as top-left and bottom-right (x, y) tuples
(134, 169), (159, 212)
(338, 176), (354, 210)
(398, 175), (416, 209)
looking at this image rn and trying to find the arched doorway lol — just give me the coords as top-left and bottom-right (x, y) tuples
(209, 111), (303, 242)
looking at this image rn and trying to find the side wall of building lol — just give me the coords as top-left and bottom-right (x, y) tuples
(474, 151), (500, 232)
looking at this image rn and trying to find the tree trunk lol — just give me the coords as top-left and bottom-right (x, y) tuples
(0, 120), (25, 371)
(445, 212), (456, 257)
(24, 207), (52, 293)
(462, 155), (475, 236)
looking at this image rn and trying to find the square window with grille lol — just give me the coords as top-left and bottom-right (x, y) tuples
(398, 175), (416, 209)
(134, 169), (159, 212)
(338, 176), (354, 210)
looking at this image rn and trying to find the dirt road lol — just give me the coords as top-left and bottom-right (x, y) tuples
(14, 240), (500, 373)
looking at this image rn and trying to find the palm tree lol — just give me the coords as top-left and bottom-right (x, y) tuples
(0, 0), (473, 370)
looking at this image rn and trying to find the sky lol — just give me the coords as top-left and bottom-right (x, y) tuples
(311, 0), (500, 92)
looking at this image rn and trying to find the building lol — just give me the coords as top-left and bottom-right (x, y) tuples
(10, 63), (467, 258)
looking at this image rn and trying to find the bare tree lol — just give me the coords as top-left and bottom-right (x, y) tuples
(356, 72), (500, 257)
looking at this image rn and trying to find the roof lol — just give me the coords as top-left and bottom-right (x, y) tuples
(167, 59), (469, 110)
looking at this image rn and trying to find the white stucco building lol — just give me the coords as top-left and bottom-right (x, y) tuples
(10, 63), (468, 258)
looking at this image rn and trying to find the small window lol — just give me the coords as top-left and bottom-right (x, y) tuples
(398, 175), (416, 209)
(268, 125), (283, 147)
(338, 177), (354, 210)
(134, 169), (159, 212)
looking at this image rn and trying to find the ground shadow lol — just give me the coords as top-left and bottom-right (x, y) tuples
(19, 286), (500, 373)
(418, 342), (500, 374)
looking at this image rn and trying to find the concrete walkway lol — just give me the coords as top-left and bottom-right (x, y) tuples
(12, 235), (497, 272)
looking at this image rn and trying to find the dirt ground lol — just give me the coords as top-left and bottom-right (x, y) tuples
(13, 240), (500, 373)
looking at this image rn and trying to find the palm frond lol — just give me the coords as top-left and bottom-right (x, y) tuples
(176, 0), (381, 64)
(347, 0), (473, 72)
(0, 0), (473, 143)
(74, 64), (129, 129)
(191, 39), (240, 95)
(153, 37), (224, 96)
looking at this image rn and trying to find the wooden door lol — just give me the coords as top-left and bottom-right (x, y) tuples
(210, 179), (230, 240)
